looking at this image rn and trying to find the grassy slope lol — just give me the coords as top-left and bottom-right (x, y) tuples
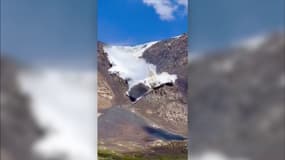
(98, 148), (187, 160)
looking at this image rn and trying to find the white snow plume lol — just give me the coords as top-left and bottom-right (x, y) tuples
(103, 41), (177, 93)
(236, 34), (268, 51)
(18, 69), (97, 160)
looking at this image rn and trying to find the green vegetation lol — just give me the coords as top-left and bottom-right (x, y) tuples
(98, 149), (187, 160)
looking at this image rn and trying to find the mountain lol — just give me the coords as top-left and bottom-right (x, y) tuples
(189, 32), (285, 160)
(97, 34), (188, 158)
(3, 31), (283, 160)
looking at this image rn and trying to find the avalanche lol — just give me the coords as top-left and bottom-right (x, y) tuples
(18, 69), (97, 160)
(103, 41), (177, 98)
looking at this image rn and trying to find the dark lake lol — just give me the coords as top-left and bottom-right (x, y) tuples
(143, 126), (186, 141)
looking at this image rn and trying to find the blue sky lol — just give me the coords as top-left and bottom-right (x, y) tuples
(98, 0), (188, 45)
(1, 0), (96, 67)
(1, 0), (284, 65)
(190, 0), (285, 53)
(99, 0), (284, 52)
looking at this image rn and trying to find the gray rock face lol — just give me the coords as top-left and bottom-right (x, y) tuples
(0, 57), (43, 160)
(189, 33), (285, 160)
(133, 35), (188, 135)
(143, 34), (188, 97)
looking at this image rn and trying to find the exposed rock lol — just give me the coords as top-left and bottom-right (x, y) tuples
(143, 34), (188, 97)
(189, 32), (285, 160)
(127, 83), (150, 102)
(97, 72), (114, 110)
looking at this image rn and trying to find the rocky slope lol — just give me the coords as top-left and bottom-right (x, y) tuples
(0, 57), (43, 160)
(97, 34), (188, 155)
(189, 32), (285, 160)
(97, 42), (129, 111)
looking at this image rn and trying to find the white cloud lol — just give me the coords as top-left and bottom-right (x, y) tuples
(142, 0), (188, 21)
(177, 0), (188, 7)
(142, 0), (177, 20)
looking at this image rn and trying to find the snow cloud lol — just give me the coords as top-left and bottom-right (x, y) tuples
(142, 0), (188, 21)
(19, 69), (97, 160)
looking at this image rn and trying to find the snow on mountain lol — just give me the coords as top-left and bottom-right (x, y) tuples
(191, 151), (248, 160)
(234, 34), (268, 51)
(18, 69), (97, 160)
(103, 41), (177, 97)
